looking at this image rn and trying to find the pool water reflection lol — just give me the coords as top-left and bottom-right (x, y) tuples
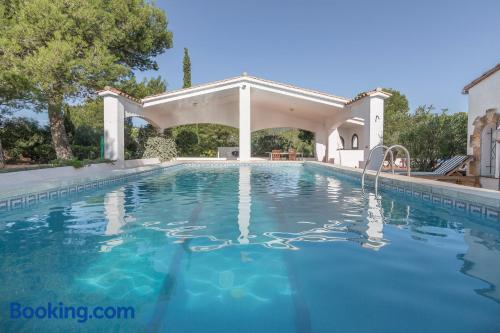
(0, 164), (499, 332)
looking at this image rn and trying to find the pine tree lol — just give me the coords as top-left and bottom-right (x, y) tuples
(1, 1), (173, 159)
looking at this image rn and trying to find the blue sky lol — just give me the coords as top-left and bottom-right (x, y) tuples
(27, 0), (500, 123)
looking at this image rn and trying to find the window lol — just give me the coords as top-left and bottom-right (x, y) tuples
(351, 134), (359, 150)
(339, 136), (345, 150)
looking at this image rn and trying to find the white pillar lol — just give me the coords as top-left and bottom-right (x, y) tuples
(239, 84), (251, 161)
(103, 94), (125, 163)
(315, 127), (327, 162)
(327, 128), (339, 163)
(368, 97), (384, 154)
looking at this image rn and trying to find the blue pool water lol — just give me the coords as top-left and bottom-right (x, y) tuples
(0, 164), (499, 332)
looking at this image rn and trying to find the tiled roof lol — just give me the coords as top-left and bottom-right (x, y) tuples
(345, 88), (391, 105)
(463, 63), (500, 94)
(98, 86), (142, 104)
(98, 75), (389, 106)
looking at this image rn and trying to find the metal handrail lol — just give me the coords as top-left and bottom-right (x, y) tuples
(361, 145), (395, 188)
(375, 144), (411, 194)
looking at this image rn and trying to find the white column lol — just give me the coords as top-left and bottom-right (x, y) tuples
(103, 95), (125, 164)
(239, 84), (251, 161)
(327, 128), (339, 163)
(315, 127), (327, 162)
(367, 97), (384, 159)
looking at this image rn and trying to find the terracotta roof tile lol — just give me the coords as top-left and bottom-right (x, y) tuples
(345, 88), (391, 105)
(98, 86), (143, 104)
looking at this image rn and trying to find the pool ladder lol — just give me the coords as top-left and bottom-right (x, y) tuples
(361, 144), (411, 194)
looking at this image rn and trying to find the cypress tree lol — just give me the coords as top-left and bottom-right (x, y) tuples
(183, 48), (192, 88)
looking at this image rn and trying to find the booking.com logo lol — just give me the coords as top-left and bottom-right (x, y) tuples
(9, 302), (135, 323)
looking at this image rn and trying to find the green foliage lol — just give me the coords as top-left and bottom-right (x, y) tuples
(63, 76), (168, 159)
(298, 129), (314, 144)
(383, 88), (410, 147)
(71, 145), (99, 160)
(252, 128), (315, 157)
(183, 48), (192, 88)
(166, 125), (314, 158)
(123, 123), (161, 160)
(399, 106), (467, 171)
(1, 0), (172, 100)
(168, 124), (239, 157)
(383, 89), (467, 171)
(0, 117), (55, 163)
(142, 136), (177, 162)
(175, 129), (199, 155)
(252, 133), (293, 156)
(116, 76), (167, 99)
(0, 0), (173, 158)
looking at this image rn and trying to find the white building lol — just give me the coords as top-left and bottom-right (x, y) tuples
(99, 74), (390, 167)
(463, 64), (500, 189)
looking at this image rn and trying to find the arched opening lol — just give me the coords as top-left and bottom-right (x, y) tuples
(351, 134), (359, 150)
(163, 123), (239, 157)
(251, 128), (315, 158)
(339, 136), (345, 150)
(124, 116), (161, 160)
(334, 120), (365, 167)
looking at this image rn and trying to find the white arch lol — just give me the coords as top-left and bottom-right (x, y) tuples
(99, 75), (389, 163)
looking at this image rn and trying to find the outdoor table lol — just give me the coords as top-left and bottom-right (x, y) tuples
(267, 152), (304, 160)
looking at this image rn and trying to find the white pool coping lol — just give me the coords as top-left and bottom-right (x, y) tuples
(0, 161), (181, 201)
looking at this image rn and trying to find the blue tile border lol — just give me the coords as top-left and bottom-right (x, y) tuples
(1, 161), (499, 223)
(0, 163), (185, 213)
(305, 162), (500, 222)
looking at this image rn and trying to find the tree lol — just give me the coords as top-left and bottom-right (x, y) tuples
(399, 106), (467, 171)
(298, 130), (314, 144)
(0, 0), (173, 159)
(439, 111), (467, 158)
(383, 88), (410, 147)
(252, 132), (293, 156)
(0, 117), (55, 163)
(64, 76), (168, 159)
(183, 48), (192, 88)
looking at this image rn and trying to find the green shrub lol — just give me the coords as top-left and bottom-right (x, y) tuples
(142, 136), (177, 162)
(51, 159), (86, 168)
(0, 117), (54, 163)
(71, 145), (99, 160)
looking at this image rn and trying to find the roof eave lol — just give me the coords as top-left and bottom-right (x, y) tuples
(462, 63), (500, 94)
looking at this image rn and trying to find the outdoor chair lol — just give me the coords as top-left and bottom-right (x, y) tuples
(288, 149), (297, 161)
(412, 155), (479, 187)
(271, 150), (281, 161)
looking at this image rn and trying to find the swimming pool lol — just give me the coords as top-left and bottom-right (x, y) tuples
(1, 163), (499, 332)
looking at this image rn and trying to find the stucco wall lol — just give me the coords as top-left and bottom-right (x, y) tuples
(346, 96), (384, 164)
(337, 127), (363, 150)
(467, 70), (500, 154)
(335, 150), (365, 168)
